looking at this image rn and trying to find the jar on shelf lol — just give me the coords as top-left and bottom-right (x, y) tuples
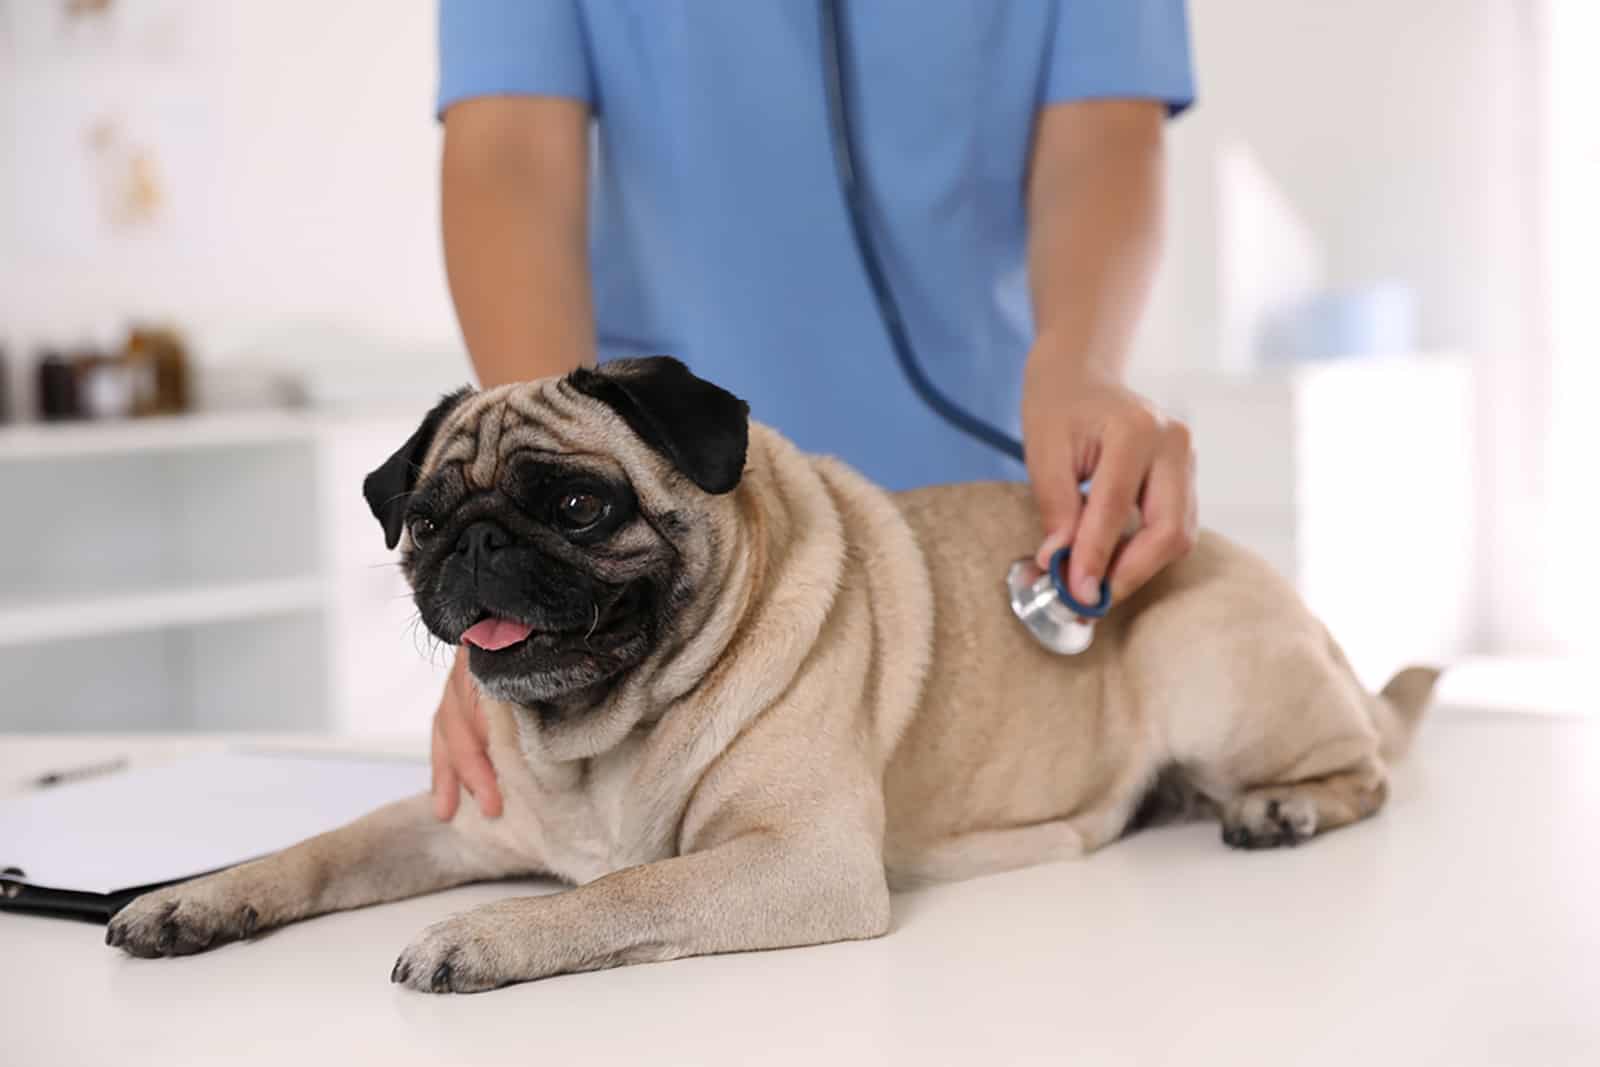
(124, 326), (190, 415)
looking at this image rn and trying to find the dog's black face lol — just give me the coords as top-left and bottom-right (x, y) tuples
(402, 454), (668, 703)
(362, 358), (749, 706)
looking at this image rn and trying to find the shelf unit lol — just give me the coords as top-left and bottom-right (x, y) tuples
(0, 576), (324, 648)
(1138, 354), (1477, 688)
(0, 410), (317, 461)
(0, 413), (324, 732)
(0, 409), (450, 734)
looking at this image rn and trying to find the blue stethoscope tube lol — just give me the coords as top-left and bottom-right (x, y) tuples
(819, 0), (1027, 467)
(819, 0), (1111, 629)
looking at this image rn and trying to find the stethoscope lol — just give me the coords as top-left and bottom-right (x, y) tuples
(818, 0), (1113, 654)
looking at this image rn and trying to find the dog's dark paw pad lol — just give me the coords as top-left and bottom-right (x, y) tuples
(393, 943), (471, 995)
(395, 917), (516, 994)
(107, 891), (256, 958)
(1222, 793), (1318, 850)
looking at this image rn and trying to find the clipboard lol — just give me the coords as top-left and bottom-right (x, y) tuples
(0, 871), (219, 924)
(0, 749), (428, 924)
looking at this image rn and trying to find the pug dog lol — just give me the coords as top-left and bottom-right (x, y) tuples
(107, 357), (1439, 993)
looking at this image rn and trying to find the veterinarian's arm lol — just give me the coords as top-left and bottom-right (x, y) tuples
(1022, 99), (1198, 605)
(434, 95), (594, 819)
(442, 95), (595, 388)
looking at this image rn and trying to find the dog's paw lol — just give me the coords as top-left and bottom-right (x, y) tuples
(391, 911), (522, 994)
(1221, 792), (1318, 850)
(106, 883), (261, 958)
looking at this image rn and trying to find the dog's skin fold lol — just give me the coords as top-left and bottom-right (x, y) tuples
(108, 358), (1439, 993)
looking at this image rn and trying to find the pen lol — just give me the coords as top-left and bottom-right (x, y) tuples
(32, 757), (128, 789)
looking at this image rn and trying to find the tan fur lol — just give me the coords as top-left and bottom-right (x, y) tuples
(108, 382), (1439, 992)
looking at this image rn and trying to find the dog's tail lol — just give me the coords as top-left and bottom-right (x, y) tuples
(1371, 666), (1443, 762)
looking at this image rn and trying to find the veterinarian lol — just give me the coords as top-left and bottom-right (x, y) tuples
(429, 1), (1198, 820)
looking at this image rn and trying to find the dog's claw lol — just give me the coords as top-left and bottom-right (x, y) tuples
(430, 962), (453, 993)
(391, 958), (407, 984)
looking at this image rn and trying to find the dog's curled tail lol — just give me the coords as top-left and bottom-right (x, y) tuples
(1372, 666), (1443, 761)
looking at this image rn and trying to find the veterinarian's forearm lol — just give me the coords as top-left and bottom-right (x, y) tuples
(1025, 99), (1165, 381)
(442, 96), (595, 388)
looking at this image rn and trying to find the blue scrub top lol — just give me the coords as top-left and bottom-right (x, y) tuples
(439, 1), (1195, 490)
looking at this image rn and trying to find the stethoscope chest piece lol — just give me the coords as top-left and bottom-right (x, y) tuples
(1007, 547), (1112, 656)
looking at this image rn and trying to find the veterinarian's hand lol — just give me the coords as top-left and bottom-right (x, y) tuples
(430, 647), (504, 820)
(1022, 358), (1198, 607)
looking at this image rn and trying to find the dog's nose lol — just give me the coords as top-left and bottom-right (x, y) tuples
(456, 521), (511, 569)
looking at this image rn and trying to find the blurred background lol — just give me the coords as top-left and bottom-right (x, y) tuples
(1, 1), (1594, 736)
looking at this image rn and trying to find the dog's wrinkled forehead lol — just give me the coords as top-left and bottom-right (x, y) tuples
(364, 358), (750, 551)
(422, 379), (603, 490)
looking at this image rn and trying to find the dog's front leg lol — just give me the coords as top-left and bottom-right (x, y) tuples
(108, 795), (532, 957)
(391, 831), (889, 993)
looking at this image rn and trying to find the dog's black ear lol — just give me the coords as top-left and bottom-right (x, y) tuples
(362, 387), (473, 549)
(566, 357), (750, 494)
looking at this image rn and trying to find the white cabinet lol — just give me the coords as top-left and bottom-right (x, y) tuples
(1139, 355), (1477, 688)
(0, 412), (447, 733)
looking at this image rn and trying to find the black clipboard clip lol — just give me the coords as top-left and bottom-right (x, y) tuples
(1, 867), (210, 925)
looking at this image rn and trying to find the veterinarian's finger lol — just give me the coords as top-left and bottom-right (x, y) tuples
(445, 662), (504, 818)
(1069, 435), (1150, 606)
(463, 668), (493, 747)
(430, 713), (460, 821)
(1032, 468), (1085, 571)
(1105, 431), (1196, 602)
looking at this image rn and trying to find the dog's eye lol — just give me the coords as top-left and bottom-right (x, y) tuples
(408, 516), (437, 544)
(555, 491), (607, 530)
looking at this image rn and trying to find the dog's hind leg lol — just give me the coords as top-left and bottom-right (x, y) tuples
(1217, 763), (1389, 849)
(1153, 622), (1415, 852)
(1193, 684), (1394, 851)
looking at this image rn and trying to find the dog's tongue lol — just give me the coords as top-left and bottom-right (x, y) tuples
(461, 618), (534, 651)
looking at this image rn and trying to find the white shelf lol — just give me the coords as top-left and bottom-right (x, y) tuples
(0, 576), (324, 647)
(0, 410), (320, 462)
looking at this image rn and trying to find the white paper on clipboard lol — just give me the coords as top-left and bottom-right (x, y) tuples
(0, 749), (426, 894)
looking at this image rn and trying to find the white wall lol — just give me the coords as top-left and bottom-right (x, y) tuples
(1135, 0), (1541, 654)
(0, 0), (462, 373)
(1140, 0), (1537, 366)
(1539, 0), (1600, 657)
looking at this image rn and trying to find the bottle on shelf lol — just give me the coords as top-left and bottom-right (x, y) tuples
(37, 349), (80, 421)
(0, 343), (11, 424)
